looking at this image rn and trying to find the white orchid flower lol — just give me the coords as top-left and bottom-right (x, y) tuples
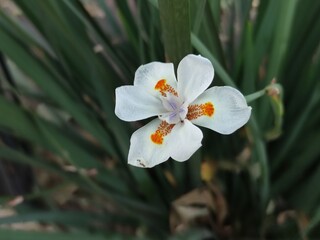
(115, 54), (251, 168)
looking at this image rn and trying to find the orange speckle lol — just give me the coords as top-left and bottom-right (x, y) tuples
(154, 79), (178, 96)
(187, 102), (214, 120)
(155, 79), (166, 90)
(150, 121), (174, 145)
(151, 131), (163, 144)
(202, 102), (214, 116)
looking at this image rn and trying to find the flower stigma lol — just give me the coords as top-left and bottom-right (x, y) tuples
(159, 93), (188, 124)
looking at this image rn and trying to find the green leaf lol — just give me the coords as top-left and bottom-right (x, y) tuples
(0, 229), (145, 240)
(0, 211), (133, 228)
(241, 22), (255, 94)
(248, 117), (269, 211)
(304, 206), (320, 237)
(265, 0), (299, 82)
(191, 33), (236, 87)
(158, 0), (191, 66)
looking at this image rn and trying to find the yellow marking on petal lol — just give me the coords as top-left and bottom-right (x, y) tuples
(150, 121), (174, 145)
(187, 102), (214, 120)
(154, 79), (178, 97)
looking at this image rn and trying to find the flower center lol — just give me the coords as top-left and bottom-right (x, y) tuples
(154, 79), (214, 124)
(159, 93), (188, 124)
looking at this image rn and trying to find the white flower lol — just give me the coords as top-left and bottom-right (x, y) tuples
(115, 54), (251, 168)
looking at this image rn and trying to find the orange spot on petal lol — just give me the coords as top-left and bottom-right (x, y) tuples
(151, 132), (163, 144)
(187, 102), (215, 120)
(150, 121), (174, 145)
(154, 79), (178, 96)
(202, 102), (214, 116)
(155, 79), (166, 90)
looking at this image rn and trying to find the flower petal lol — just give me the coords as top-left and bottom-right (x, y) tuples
(177, 54), (214, 104)
(115, 86), (166, 121)
(134, 62), (178, 97)
(170, 120), (203, 162)
(128, 119), (175, 168)
(188, 86), (251, 134)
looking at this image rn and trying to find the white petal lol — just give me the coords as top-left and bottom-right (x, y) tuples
(177, 54), (214, 104)
(170, 120), (203, 162)
(128, 119), (175, 168)
(189, 86), (252, 134)
(115, 86), (166, 121)
(134, 62), (178, 97)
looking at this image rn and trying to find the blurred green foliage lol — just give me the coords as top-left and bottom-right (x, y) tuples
(0, 0), (319, 239)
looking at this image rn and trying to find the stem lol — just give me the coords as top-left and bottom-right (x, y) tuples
(245, 88), (266, 103)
